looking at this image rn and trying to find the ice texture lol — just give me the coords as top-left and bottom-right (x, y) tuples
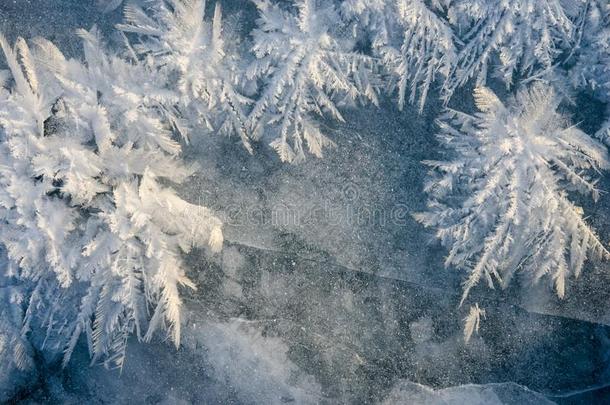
(0, 269), (35, 402)
(381, 381), (555, 405)
(1, 1), (610, 404)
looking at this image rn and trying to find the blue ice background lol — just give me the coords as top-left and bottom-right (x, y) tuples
(1, 1), (610, 403)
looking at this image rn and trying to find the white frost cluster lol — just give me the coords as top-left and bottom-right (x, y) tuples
(342, 0), (456, 110)
(0, 29), (223, 368)
(343, 0), (586, 103)
(247, 0), (379, 162)
(118, 0), (254, 152)
(416, 84), (609, 305)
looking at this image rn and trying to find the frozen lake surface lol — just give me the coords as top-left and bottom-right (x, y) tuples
(2, 1), (610, 404)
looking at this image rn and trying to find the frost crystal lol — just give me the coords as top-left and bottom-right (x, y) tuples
(416, 84), (610, 304)
(248, 0), (378, 162)
(0, 30), (223, 368)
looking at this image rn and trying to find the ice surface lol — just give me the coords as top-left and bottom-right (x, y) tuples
(0, 270), (35, 402)
(381, 381), (555, 405)
(2, 1), (610, 404)
(183, 319), (323, 404)
(23, 318), (320, 404)
(0, 0), (122, 56)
